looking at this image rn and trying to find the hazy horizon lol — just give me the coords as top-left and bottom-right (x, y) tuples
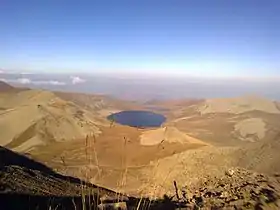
(1, 1), (279, 100)
(1, 72), (280, 101)
(1, 0), (279, 78)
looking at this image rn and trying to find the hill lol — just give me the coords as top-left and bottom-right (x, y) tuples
(0, 146), (157, 210)
(139, 126), (208, 146)
(135, 96), (280, 197)
(0, 88), (108, 152)
(2, 86), (280, 209)
(159, 96), (280, 146)
(1, 146), (280, 209)
(198, 96), (280, 114)
(0, 81), (15, 92)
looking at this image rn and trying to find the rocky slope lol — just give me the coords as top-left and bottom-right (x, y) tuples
(0, 146), (131, 210)
(2, 82), (280, 209)
(1, 146), (280, 209)
(183, 167), (280, 209)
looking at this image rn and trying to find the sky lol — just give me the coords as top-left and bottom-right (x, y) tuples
(0, 0), (279, 78)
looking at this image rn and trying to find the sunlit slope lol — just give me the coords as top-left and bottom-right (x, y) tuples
(198, 96), (280, 114)
(0, 89), (103, 152)
(160, 96), (280, 146)
(140, 126), (208, 146)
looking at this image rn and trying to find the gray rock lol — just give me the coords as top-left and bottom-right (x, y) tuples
(220, 191), (229, 199)
(226, 169), (235, 177)
(98, 202), (127, 210)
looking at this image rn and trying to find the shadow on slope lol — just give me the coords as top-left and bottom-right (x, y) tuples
(0, 146), (187, 210)
(0, 146), (87, 186)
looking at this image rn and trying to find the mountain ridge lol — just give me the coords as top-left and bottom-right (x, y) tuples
(1, 81), (280, 209)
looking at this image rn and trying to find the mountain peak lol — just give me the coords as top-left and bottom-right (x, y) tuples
(0, 81), (15, 92)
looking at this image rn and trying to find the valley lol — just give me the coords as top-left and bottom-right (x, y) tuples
(1, 1), (280, 208)
(1, 81), (280, 209)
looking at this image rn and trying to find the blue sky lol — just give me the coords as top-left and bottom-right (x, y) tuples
(0, 0), (279, 78)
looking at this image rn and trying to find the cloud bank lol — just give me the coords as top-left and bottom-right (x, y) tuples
(70, 76), (86, 84)
(0, 75), (87, 86)
(0, 78), (66, 86)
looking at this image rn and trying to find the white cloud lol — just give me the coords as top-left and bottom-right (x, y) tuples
(0, 77), (65, 86)
(20, 72), (35, 75)
(33, 80), (66, 86)
(0, 78), (8, 82)
(70, 76), (86, 84)
(17, 78), (32, 84)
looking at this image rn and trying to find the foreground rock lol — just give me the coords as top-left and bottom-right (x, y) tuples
(180, 168), (280, 209)
(0, 146), (189, 209)
(1, 146), (280, 209)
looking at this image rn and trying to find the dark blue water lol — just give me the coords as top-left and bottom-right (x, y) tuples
(107, 110), (166, 128)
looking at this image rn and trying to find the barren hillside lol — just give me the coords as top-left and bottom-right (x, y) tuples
(55, 91), (142, 115)
(1, 83), (280, 209)
(140, 126), (208, 146)
(198, 96), (280, 114)
(2, 146), (280, 210)
(156, 96), (280, 146)
(0, 81), (15, 92)
(0, 86), (110, 152)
